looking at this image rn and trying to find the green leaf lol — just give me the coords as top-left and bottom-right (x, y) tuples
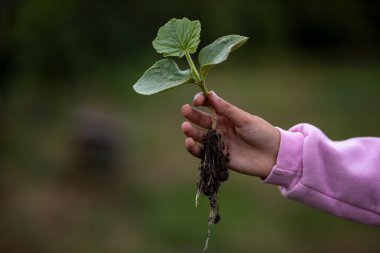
(133, 59), (193, 95)
(198, 35), (248, 79)
(152, 17), (201, 58)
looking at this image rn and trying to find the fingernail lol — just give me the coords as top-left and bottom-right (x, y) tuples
(193, 93), (205, 105)
(193, 93), (202, 101)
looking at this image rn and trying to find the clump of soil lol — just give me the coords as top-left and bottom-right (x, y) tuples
(196, 129), (230, 251)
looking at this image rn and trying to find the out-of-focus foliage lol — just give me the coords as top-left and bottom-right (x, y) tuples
(1, 1), (380, 253)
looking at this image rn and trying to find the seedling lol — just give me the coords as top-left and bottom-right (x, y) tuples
(133, 17), (248, 251)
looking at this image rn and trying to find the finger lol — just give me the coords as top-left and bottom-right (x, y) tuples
(181, 121), (206, 142)
(192, 92), (207, 106)
(181, 104), (213, 129)
(185, 137), (201, 158)
(208, 91), (253, 127)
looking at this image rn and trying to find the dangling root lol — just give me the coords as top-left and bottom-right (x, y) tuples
(196, 129), (230, 251)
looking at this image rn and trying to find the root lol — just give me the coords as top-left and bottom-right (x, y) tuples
(196, 129), (230, 251)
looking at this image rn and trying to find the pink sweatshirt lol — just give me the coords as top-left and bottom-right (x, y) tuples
(264, 123), (380, 226)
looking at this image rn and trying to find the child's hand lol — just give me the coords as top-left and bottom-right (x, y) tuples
(181, 91), (280, 178)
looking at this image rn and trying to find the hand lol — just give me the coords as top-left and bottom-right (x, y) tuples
(181, 91), (280, 178)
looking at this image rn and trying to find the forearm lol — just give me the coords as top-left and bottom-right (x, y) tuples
(264, 123), (380, 226)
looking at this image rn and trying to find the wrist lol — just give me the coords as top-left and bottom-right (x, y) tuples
(261, 127), (281, 178)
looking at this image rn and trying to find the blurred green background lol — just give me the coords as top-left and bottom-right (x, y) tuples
(1, 0), (380, 252)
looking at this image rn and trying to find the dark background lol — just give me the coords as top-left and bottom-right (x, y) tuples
(1, 0), (380, 252)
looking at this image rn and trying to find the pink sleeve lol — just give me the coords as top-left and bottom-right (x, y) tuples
(264, 123), (380, 226)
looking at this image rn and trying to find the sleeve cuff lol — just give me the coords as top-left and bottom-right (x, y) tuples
(263, 127), (304, 189)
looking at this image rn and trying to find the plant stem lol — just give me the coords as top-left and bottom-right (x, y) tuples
(197, 80), (209, 98)
(197, 80), (217, 128)
(184, 50), (216, 129)
(184, 50), (210, 97)
(185, 50), (201, 83)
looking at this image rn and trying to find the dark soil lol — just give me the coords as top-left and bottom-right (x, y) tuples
(197, 129), (230, 251)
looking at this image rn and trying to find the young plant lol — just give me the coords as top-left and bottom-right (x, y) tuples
(133, 17), (248, 251)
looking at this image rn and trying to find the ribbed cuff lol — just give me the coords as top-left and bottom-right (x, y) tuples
(263, 128), (304, 189)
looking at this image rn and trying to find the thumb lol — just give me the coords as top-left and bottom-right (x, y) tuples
(208, 91), (252, 127)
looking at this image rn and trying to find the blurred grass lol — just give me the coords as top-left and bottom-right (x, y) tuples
(2, 53), (380, 252)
